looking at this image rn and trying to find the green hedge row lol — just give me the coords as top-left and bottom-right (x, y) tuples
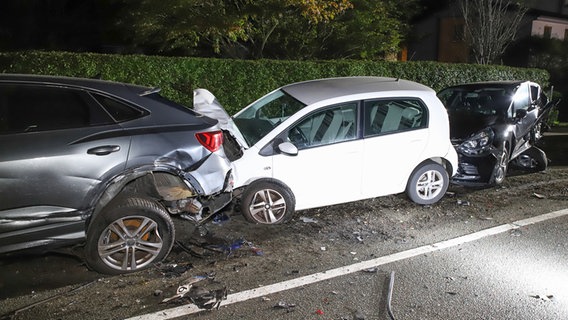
(0, 51), (550, 115)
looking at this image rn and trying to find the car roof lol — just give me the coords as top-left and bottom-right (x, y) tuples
(281, 77), (434, 105)
(0, 73), (154, 97)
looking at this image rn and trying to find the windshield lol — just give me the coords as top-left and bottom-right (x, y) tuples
(438, 87), (514, 117)
(233, 89), (306, 146)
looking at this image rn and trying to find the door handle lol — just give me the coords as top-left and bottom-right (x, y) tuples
(87, 145), (121, 156)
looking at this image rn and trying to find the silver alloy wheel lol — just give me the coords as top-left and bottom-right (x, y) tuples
(414, 169), (445, 201)
(248, 188), (287, 224)
(494, 147), (509, 185)
(97, 215), (163, 271)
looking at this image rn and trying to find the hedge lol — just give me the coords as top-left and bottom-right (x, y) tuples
(0, 51), (550, 115)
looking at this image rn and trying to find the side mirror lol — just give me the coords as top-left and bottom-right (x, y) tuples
(277, 142), (298, 156)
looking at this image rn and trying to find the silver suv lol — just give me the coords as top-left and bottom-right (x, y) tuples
(0, 74), (233, 274)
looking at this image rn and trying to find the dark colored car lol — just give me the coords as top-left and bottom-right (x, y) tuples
(0, 74), (233, 274)
(437, 81), (556, 186)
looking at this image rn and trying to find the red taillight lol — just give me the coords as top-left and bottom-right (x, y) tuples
(196, 130), (223, 152)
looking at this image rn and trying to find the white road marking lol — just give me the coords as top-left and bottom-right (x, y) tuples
(126, 208), (568, 320)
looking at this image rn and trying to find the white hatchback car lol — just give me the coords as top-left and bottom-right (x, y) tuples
(195, 77), (458, 224)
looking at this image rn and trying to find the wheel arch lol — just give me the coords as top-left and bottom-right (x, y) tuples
(416, 157), (454, 178)
(86, 166), (198, 229)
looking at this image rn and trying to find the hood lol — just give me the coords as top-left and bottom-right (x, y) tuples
(448, 110), (501, 140)
(193, 89), (248, 148)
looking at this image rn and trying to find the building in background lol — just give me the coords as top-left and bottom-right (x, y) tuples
(408, 0), (568, 63)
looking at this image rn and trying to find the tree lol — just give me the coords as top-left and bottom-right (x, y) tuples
(114, 0), (417, 60)
(115, 0), (353, 58)
(320, 0), (419, 60)
(460, 0), (528, 64)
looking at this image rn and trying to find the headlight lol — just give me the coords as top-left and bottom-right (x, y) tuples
(458, 128), (494, 155)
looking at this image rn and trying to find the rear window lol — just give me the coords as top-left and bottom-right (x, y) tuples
(363, 98), (427, 137)
(92, 94), (146, 122)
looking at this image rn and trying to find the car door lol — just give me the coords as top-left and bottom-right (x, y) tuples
(271, 102), (363, 210)
(0, 84), (130, 221)
(511, 82), (538, 156)
(360, 98), (430, 198)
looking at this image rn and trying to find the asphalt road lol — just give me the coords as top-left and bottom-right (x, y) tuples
(125, 210), (568, 320)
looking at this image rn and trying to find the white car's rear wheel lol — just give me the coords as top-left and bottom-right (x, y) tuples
(240, 180), (295, 224)
(406, 162), (449, 205)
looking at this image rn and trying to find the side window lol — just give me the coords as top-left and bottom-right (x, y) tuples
(513, 83), (530, 112)
(288, 103), (357, 149)
(363, 99), (427, 137)
(0, 84), (93, 134)
(529, 84), (546, 108)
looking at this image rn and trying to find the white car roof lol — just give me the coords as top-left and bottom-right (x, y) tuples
(281, 77), (434, 105)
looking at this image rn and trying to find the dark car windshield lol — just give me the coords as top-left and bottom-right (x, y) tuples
(438, 87), (514, 117)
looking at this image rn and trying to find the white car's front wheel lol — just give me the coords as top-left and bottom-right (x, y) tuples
(240, 179), (295, 224)
(406, 162), (449, 205)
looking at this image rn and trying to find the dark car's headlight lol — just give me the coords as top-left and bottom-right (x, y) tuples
(458, 128), (494, 155)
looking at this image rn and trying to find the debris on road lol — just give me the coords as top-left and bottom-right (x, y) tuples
(532, 193), (546, 199)
(273, 301), (296, 310)
(300, 216), (318, 223)
(156, 262), (193, 278)
(530, 294), (554, 301)
(212, 212), (231, 224)
(362, 267), (378, 273)
(161, 274), (227, 310)
(386, 271), (397, 320)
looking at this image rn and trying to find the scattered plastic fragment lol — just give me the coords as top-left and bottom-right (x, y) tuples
(300, 216), (318, 223)
(157, 262), (193, 278)
(321, 246), (327, 251)
(354, 310), (366, 320)
(274, 301), (296, 309)
(363, 267), (378, 273)
(161, 276), (207, 303)
(386, 271), (396, 320)
(212, 212), (231, 224)
(162, 275), (227, 310)
(532, 193), (545, 199)
(530, 294), (554, 301)
(457, 199), (470, 206)
(249, 244), (264, 256)
(315, 309), (324, 315)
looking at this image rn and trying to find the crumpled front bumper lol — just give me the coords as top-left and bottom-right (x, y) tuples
(451, 146), (501, 186)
